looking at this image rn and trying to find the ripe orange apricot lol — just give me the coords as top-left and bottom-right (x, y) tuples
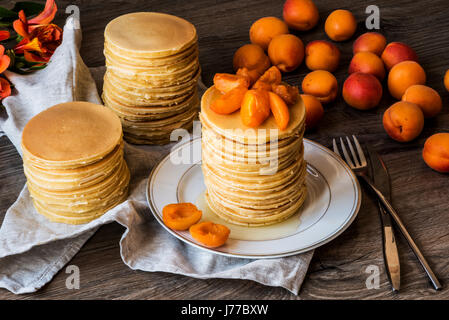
(301, 94), (324, 129)
(268, 91), (290, 130)
(388, 61), (426, 99)
(381, 42), (418, 70)
(213, 73), (250, 94)
(283, 0), (319, 31)
(353, 32), (387, 56)
(324, 9), (357, 42)
(240, 89), (271, 127)
(343, 72), (383, 110)
(210, 86), (248, 115)
(348, 51), (385, 80)
(444, 69), (449, 92)
(233, 44), (271, 75)
(272, 83), (299, 105)
(249, 17), (289, 51)
(162, 203), (202, 231)
(302, 70), (338, 103)
(305, 40), (340, 72)
(190, 221), (230, 248)
(423, 133), (449, 173)
(402, 85), (442, 118)
(268, 34), (304, 72)
(382, 101), (424, 142)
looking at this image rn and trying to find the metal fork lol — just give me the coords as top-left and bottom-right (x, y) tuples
(333, 135), (442, 291)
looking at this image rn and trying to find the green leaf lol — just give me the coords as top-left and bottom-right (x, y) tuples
(0, 21), (12, 27)
(12, 2), (45, 16)
(0, 7), (18, 19)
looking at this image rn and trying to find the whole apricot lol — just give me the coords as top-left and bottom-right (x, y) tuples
(283, 0), (319, 31)
(302, 70), (338, 104)
(250, 17), (289, 51)
(343, 73), (382, 110)
(348, 51), (385, 80)
(381, 42), (418, 70)
(402, 85), (442, 118)
(233, 44), (271, 75)
(305, 40), (340, 72)
(383, 101), (424, 142)
(423, 133), (449, 173)
(353, 32), (387, 56)
(388, 61), (426, 99)
(301, 94), (324, 129)
(268, 34), (304, 72)
(324, 9), (357, 42)
(444, 69), (449, 92)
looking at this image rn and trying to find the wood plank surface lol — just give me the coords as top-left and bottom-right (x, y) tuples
(0, 0), (448, 299)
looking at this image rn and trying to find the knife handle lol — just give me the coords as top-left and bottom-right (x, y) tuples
(379, 204), (401, 292)
(359, 174), (443, 291)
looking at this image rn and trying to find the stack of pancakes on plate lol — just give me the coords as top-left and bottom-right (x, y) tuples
(21, 102), (130, 224)
(200, 86), (307, 226)
(102, 12), (200, 144)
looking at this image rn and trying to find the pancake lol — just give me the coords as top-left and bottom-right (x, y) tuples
(22, 101), (129, 224)
(22, 102), (122, 166)
(200, 85), (307, 226)
(201, 86), (305, 144)
(103, 12), (200, 144)
(104, 12), (197, 58)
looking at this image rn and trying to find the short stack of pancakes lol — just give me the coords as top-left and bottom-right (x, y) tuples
(21, 102), (130, 225)
(102, 12), (200, 144)
(200, 86), (307, 227)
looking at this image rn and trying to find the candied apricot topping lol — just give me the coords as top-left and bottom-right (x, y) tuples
(240, 89), (271, 127)
(272, 83), (299, 105)
(162, 203), (202, 231)
(213, 73), (250, 94)
(210, 86), (248, 115)
(236, 67), (261, 86)
(189, 221), (230, 248)
(268, 91), (290, 130)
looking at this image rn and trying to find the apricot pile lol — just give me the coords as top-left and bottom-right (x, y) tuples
(211, 66), (298, 130)
(222, 1), (448, 173)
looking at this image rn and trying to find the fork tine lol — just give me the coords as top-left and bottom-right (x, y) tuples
(332, 138), (341, 157)
(352, 135), (367, 166)
(346, 136), (360, 167)
(339, 137), (355, 168)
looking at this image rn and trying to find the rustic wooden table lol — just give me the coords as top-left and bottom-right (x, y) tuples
(0, 0), (448, 300)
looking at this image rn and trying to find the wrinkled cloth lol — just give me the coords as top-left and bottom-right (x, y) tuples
(0, 18), (313, 295)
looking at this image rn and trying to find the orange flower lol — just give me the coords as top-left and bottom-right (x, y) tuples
(0, 77), (11, 100)
(12, 0), (61, 64)
(13, 0), (57, 39)
(0, 45), (10, 74)
(0, 30), (10, 41)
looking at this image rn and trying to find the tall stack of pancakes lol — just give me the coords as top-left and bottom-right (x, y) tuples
(200, 87), (307, 227)
(21, 102), (130, 225)
(102, 12), (200, 144)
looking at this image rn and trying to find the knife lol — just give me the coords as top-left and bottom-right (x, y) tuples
(367, 146), (401, 292)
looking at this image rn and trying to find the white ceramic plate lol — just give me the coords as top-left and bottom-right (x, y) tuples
(146, 137), (361, 259)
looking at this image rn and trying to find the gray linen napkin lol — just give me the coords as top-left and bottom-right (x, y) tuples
(0, 18), (313, 295)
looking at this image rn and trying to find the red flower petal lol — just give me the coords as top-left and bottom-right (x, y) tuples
(0, 77), (11, 99)
(0, 55), (10, 74)
(24, 50), (49, 63)
(13, 11), (30, 39)
(0, 30), (10, 41)
(15, 37), (45, 53)
(28, 0), (57, 25)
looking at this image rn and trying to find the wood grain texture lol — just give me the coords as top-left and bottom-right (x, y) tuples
(0, 0), (448, 299)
